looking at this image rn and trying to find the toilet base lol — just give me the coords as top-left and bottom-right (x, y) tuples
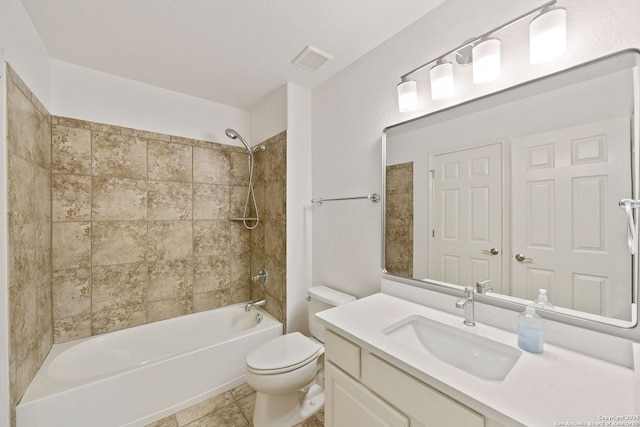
(253, 383), (324, 427)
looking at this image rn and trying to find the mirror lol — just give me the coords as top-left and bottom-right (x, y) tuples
(383, 50), (640, 327)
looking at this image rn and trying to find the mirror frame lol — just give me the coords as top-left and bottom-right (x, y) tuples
(382, 49), (640, 339)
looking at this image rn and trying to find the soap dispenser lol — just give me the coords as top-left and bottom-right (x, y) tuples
(517, 305), (543, 354)
(533, 289), (554, 310)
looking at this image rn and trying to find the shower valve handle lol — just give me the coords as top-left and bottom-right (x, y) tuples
(252, 268), (268, 285)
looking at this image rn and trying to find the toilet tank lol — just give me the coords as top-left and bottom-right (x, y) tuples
(308, 286), (356, 343)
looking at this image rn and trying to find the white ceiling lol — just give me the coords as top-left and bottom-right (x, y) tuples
(20, 0), (446, 109)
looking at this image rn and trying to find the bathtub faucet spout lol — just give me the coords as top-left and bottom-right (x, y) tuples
(244, 298), (266, 312)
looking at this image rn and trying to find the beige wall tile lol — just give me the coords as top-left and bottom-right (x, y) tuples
(264, 220), (286, 263)
(7, 68), (54, 420)
(148, 297), (192, 323)
(193, 220), (230, 257)
(92, 131), (147, 179)
(264, 180), (286, 220)
(54, 313), (91, 343)
(34, 165), (51, 223)
(36, 274), (53, 360)
(92, 221), (147, 266)
(53, 222), (91, 271)
(249, 131), (287, 327)
(121, 128), (171, 143)
(7, 82), (38, 163)
(193, 256), (230, 294)
(230, 284), (250, 304)
(16, 349), (39, 402)
(92, 176), (147, 221)
(148, 221), (193, 261)
(35, 222), (52, 280)
(229, 185), (249, 218)
(230, 254), (250, 289)
(8, 155), (36, 225)
(148, 259), (194, 301)
(11, 283), (37, 364)
(35, 108), (52, 170)
(52, 174), (91, 221)
(229, 151), (249, 186)
(8, 223), (36, 292)
(52, 125), (91, 175)
(230, 222), (250, 255)
(92, 262), (147, 312)
(148, 141), (192, 182)
(148, 181), (193, 221)
(92, 303), (147, 334)
(52, 268), (91, 319)
(193, 147), (231, 185)
(55, 116), (92, 130)
(193, 290), (231, 313)
(193, 184), (229, 220)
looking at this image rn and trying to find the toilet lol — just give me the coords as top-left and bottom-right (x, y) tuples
(245, 286), (356, 427)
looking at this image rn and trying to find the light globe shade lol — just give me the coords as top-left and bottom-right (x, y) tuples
(530, 7), (567, 64)
(397, 79), (418, 112)
(472, 39), (501, 84)
(430, 61), (454, 100)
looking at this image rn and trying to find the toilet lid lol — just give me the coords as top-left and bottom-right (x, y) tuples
(246, 332), (323, 372)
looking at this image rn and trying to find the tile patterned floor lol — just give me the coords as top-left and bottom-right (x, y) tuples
(145, 382), (324, 427)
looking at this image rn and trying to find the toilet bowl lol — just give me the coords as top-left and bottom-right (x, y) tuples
(244, 286), (355, 427)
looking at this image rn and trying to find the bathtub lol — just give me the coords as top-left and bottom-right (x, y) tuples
(16, 303), (282, 427)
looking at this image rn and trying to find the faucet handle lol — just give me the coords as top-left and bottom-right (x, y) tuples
(464, 286), (475, 298)
(475, 279), (493, 294)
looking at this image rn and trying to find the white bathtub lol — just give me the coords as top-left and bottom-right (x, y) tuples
(16, 303), (282, 427)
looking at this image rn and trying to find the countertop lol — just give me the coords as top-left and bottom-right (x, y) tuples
(316, 292), (637, 426)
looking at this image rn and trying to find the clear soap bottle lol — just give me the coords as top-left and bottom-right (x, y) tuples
(532, 289), (554, 310)
(517, 305), (543, 354)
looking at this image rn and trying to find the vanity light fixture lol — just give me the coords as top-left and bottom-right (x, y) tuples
(430, 59), (454, 100)
(397, 77), (418, 112)
(529, 6), (567, 64)
(396, 0), (565, 112)
(472, 39), (501, 84)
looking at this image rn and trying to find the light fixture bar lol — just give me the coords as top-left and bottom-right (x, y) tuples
(399, 0), (557, 81)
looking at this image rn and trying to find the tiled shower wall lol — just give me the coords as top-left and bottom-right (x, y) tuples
(51, 117), (259, 341)
(385, 162), (414, 277)
(6, 64), (287, 425)
(249, 132), (287, 327)
(6, 65), (53, 426)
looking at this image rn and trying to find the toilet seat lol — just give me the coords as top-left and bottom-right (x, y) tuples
(246, 332), (323, 375)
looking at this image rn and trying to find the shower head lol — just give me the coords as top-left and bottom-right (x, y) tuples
(225, 128), (239, 139)
(224, 128), (252, 156)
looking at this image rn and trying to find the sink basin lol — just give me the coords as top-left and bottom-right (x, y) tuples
(382, 315), (522, 381)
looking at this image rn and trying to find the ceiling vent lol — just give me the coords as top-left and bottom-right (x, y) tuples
(291, 45), (333, 71)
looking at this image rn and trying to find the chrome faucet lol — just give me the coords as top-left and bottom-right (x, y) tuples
(244, 298), (266, 312)
(455, 286), (476, 326)
(476, 279), (493, 294)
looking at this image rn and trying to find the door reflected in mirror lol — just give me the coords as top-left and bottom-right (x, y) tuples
(383, 50), (640, 326)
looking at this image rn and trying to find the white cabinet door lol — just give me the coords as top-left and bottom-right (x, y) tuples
(432, 142), (504, 292)
(360, 352), (484, 427)
(325, 361), (409, 427)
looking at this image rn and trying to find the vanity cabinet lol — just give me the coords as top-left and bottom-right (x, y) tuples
(324, 330), (502, 427)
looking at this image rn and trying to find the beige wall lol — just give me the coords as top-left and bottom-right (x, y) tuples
(6, 65), (53, 426)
